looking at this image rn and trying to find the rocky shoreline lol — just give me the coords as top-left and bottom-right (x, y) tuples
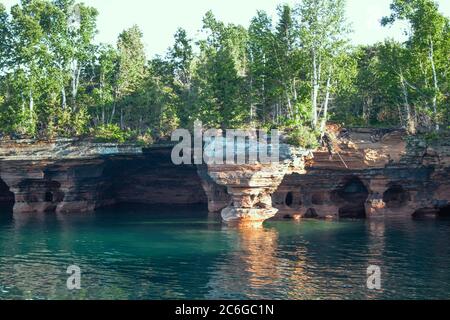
(1, 128), (449, 225)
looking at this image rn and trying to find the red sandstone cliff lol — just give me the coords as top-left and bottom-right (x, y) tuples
(1, 129), (449, 223)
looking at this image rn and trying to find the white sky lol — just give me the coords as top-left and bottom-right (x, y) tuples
(2, 0), (450, 57)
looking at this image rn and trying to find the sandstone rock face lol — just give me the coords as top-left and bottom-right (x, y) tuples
(0, 140), (206, 214)
(2, 129), (450, 224)
(272, 128), (450, 220)
(197, 165), (231, 213)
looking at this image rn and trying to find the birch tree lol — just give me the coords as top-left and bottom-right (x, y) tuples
(382, 0), (449, 131)
(298, 0), (350, 133)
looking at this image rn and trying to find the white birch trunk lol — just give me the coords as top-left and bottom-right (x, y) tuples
(61, 87), (67, 109)
(71, 60), (81, 111)
(312, 51), (320, 129)
(320, 72), (332, 134)
(429, 38), (439, 131)
(400, 72), (414, 134)
(29, 89), (34, 124)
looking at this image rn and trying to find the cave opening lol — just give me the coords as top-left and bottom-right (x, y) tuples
(383, 185), (409, 208)
(45, 192), (54, 203)
(413, 206), (450, 219)
(334, 177), (368, 219)
(437, 205), (450, 218)
(285, 192), (294, 207)
(305, 208), (318, 218)
(0, 178), (15, 213)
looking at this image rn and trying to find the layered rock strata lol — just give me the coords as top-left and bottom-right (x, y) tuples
(272, 128), (450, 220)
(201, 137), (310, 225)
(1, 128), (450, 223)
(0, 140), (205, 214)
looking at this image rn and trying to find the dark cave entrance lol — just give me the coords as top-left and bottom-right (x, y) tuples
(305, 208), (319, 218)
(334, 177), (368, 219)
(383, 185), (410, 208)
(0, 178), (15, 213)
(285, 192), (294, 207)
(437, 205), (450, 218)
(44, 191), (54, 202)
(413, 205), (450, 219)
(413, 208), (437, 218)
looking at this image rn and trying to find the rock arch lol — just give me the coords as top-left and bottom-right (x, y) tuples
(383, 185), (410, 208)
(332, 177), (369, 219)
(14, 179), (64, 213)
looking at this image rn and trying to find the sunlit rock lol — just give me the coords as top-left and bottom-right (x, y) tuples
(202, 136), (311, 225)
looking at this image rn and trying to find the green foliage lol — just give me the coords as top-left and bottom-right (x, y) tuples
(423, 131), (440, 143)
(285, 126), (320, 149)
(0, 0), (449, 145)
(92, 124), (131, 143)
(135, 130), (155, 147)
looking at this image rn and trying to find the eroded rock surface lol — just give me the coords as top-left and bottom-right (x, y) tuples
(2, 129), (450, 223)
(273, 128), (450, 220)
(201, 137), (311, 225)
(0, 140), (205, 214)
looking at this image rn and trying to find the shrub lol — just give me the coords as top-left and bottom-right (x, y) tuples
(286, 126), (320, 149)
(92, 124), (131, 143)
(135, 130), (155, 147)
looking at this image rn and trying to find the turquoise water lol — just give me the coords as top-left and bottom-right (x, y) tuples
(1, 205), (450, 300)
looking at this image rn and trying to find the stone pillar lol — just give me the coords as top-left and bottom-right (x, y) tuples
(206, 163), (292, 226)
(365, 176), (387, 217)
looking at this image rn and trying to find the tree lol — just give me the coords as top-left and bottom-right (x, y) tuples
(167, 28), (195, 127)
(0, 3), (13, 72)
(274, 4), (298, 121)
(248, 11), (275, 123)
(382, 0), (450, 131)
(193, 11), (249, 128)
(298, 0), (350, 133)
(0, 0), (98, 137)
(92, 44), (119, 126)
(1, 0), (449, 142)
(115, 25), (147, 128)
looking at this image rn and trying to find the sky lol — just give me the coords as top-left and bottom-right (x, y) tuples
(2, 0), (450, 57)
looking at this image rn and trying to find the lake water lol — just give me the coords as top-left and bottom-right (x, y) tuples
(1, 205), (450, 300)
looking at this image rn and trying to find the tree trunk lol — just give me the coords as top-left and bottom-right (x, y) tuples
(109, 104), (116, 125)
(61, 87), (67, 109)
(250, 85), (253, 121)
(71, 60), (81, 111)
(320, 72), (332, 134)
(400, 72), (415, 134)
(293, 78), (298, 102)
(429, 38), (439, 131)
(312, 51), (320, 129)
(363, 99), (368, 124)
(29, 89), (34, 125)
(120, 107), (124, 129)
(286, 90), (293, 120)
(292, 78), (298, 122)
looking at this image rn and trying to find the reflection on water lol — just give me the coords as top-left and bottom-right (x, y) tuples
(1, 205), (450, 300)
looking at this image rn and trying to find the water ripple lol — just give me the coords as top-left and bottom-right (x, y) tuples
(1, 208), (450, 299)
